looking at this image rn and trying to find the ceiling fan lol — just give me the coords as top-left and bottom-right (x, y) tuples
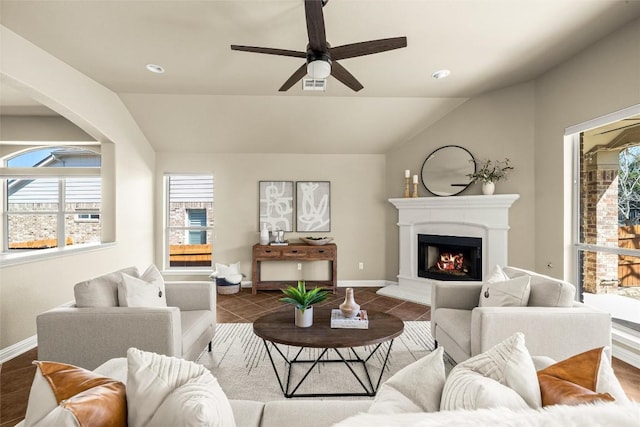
(230, 0), (407, 92)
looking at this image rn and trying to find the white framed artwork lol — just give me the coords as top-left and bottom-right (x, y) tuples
(259, 181), (294, 232)
(296, 181), (330, 232)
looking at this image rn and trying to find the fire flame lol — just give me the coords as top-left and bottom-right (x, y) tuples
(437, 252), (464, 271)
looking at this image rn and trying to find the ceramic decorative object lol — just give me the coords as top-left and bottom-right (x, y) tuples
(339, 288), (360, 318)
(295, 306), (313, 327)
(260, 223), (270, 245)
(300, 236), (334, 246)
(482, 182), (495, 195)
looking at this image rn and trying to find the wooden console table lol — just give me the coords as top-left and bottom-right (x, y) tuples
(251, 243), (337, 294)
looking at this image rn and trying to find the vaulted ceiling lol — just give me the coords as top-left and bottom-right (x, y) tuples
(2, 0), (640, 154)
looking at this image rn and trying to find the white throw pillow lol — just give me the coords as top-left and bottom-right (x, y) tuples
(441, 332), (541, 410)
(126, 348), (235, 427)
(485, 264), (509, 283)
(117, 274), (167, 308)
(479, 275), (531, 307)
(140, 264), (167, 305)
(214, 262), (240, 279)
(74, 266), (139, 307)
(369, 347), (446, 414)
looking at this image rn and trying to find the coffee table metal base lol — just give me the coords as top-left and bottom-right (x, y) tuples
(261, 339), (395, 398)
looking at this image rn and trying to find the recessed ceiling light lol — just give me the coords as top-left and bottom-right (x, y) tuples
(432, 69), (450, 80)
(146, 64), (165, 74)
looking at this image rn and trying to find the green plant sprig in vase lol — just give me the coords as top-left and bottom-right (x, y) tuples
(467, 158), (514, 195)
(280, 280), (329, 327)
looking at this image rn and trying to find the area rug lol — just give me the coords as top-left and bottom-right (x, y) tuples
(197, 321), (453, 401)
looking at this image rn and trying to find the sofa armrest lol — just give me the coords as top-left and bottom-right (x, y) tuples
(470, 306), (611, 361)
(37, 306), (182, 370)
(165, 281), (215, 311)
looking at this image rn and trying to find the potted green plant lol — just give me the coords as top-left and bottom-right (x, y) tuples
(467, 158), (514, 195)
(280, 280), (329, 327)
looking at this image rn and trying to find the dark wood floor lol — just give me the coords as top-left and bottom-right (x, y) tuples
(1, 287), (638, 427)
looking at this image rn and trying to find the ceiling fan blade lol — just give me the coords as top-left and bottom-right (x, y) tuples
(279, 63), (309, 92)
(330, 61), (363, 92)
(230, 45), (306, 58)
(305, 0), (328, 52)
(330, 37), (407, 60)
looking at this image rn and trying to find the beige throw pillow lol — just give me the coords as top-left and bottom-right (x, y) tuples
(479, 275), (531, 307)
(117, 274), (167, 308)
(369, 347), (446, 414)
(74, 266), (139, 307)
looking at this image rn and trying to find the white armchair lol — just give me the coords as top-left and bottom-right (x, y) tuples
(431, 266), (611, 363)
(37, 280), (216, 370)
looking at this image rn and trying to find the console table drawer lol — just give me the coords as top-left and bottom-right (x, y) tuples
(304, 247), (335, 259)
(254, 247), (281, 258)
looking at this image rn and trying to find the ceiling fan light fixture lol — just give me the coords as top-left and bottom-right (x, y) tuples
(432, 69), (451, 80)
(307, 60), (331, 79)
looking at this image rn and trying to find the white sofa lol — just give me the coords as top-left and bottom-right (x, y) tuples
(431, 265), (612, 363)
(36, 267), (216, 370)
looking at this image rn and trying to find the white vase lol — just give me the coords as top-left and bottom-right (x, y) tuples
(295, 306), (313, 327)
(339, 288), (360, 318)
(259, 223), (270, 245)
(482, 182), (495, 195)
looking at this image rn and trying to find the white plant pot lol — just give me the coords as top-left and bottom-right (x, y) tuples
(482, 181), (495, 195)
(295, 306), (313, 328)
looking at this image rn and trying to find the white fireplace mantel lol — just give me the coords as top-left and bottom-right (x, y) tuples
(379, 194), (520, 305)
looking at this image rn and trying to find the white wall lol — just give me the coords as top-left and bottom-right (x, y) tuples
(0, 26), (155, 349)
(385, 82), (536, 279)
(156, 153), (387, 282)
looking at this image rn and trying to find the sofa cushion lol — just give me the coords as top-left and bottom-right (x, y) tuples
(261, 400), (371, 427)
(229, 400), (264, 427)
(479, 275), (531, 307)
(441, 332), (541, 410)
(181, 310), (214, 353)
(537, 346), (629, 406)
(24, 361), (126, 427)
(126, 348), (235, 427)
(369, 347), (446, 414)
(434, 308), (472, 356)
(502, 266), (575, 307)
(118, 274), (167, 308)
(74, 266), (139, 307)
(140, 264), (168, 305)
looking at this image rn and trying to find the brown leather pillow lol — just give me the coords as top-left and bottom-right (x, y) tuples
(34, 361), (127, 427)
(536, 347), (615, 407)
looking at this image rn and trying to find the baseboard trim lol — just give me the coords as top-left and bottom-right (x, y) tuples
(242, 280), (391, 289)
(612, 326), (640, 369)
(0, 335), (37, 364)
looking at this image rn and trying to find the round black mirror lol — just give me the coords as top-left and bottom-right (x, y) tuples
(420, 145), (475, 196)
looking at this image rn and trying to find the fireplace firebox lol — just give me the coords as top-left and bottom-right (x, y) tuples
(417, 234), (482, 281)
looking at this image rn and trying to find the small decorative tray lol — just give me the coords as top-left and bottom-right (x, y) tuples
(300, 237), (334, 246)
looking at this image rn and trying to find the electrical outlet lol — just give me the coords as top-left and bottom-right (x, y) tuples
(358, 262), (364, 270)
(297, 263), (302, 271)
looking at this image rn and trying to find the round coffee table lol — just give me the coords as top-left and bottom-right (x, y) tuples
(253, 308), (404, 398)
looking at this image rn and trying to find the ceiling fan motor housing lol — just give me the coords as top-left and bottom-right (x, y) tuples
(306, 50), (331, 79)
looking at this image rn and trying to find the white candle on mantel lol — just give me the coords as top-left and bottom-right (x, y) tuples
(405, 169), (410, 178)
(413, 174), (418, 184)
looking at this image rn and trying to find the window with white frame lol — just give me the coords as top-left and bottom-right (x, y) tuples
(571, 109), (640, 333)
(165, 175), (214, 269)
(2, 146), (101, 252)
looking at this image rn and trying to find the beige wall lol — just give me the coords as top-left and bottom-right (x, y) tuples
(0, 26), (155, 348)
(385, 82), (537, 280)
(0, 116), (95, 142)
(156, 153), (387, 282)
(534, 17), (640, 279)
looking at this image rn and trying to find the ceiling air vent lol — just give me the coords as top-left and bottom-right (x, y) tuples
(302, 78), (327, 91)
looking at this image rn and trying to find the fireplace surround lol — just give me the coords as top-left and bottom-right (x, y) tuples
(380, 194), (519, 304)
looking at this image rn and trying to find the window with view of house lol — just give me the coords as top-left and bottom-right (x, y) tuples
(2, 147), (101, 252)
(166, 175), (214, 269)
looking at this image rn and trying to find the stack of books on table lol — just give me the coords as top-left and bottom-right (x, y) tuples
(330, 309), (369, 329)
